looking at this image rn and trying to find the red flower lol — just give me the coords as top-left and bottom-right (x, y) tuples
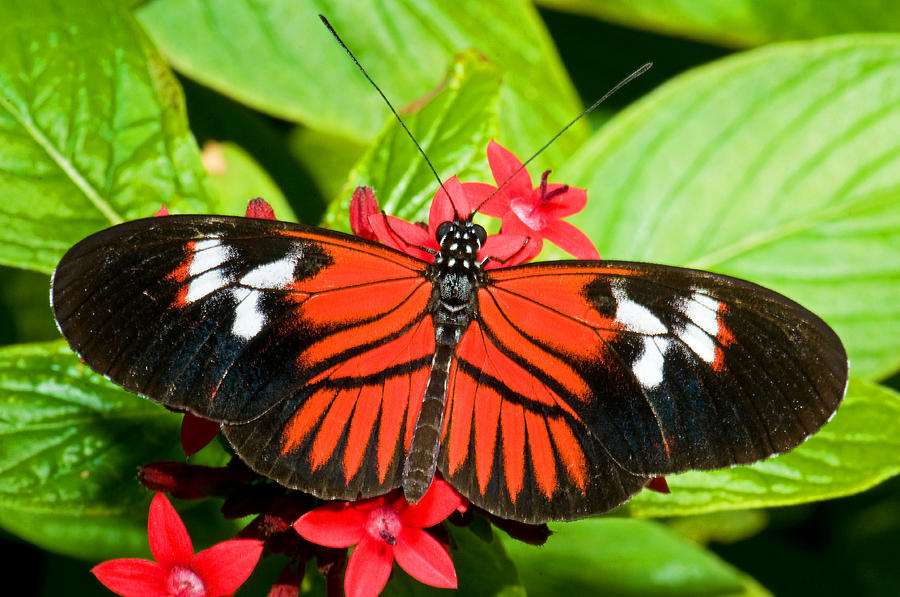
(293, 479), (464, 597)
(350, 178), (530, 269)
(462, 140), (600, 260)
(92, 493), (263, 597)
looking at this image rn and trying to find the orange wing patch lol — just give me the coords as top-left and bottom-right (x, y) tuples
(279, 313), (434, 486)
(441, 321), (591, 505)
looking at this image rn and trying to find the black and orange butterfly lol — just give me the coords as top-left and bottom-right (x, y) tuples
(51, 195), (847, 523)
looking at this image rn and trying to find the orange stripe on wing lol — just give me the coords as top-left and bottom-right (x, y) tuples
(525, 411), (557, 499)
(446, 363), (476, 475)
(309, 386), (360, 471)
(547, 417), (587, 493)
(378, 375), (412, 482)
(501, 399), (526, 503)
(167, 241), (195, 308)
(474, 378), (501, 496)
(713, 303), (737, 372)
(280, 386), (336, 455)
(342, 383), (384, 481)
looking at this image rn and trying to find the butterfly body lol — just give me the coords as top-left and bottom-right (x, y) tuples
(404, 218), (487, 502)
(51, 214), (847, 523)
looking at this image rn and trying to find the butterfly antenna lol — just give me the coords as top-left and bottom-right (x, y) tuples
(319, 15), (451, 204)
(472, 62), (653, 214)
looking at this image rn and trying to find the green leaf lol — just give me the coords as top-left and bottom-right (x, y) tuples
(383, 521), (525, 597)
(537, 0), (900, 48)
(136, 0), (585, 171)
(502, 518), (763, 596)
(201, 141), (298, 221)
(288, 127), (367, 201)
(0, 341), (186, 560)
(565, 36), (900, 379)
(665, 510), (770, 545)
(624, 379), (900, 517)
(324, 51), (502, 232)
(0, 0), (211, 274)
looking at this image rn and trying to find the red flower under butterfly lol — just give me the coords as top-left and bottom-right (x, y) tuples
(351, 183), (531, 269)
(462, 140), (600, 260)
(294, 478), (465, 597)
(92, 493), (263, 597)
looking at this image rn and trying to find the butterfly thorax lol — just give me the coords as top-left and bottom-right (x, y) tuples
(428, 219), (485, 341)
(403, 218), (486, 502)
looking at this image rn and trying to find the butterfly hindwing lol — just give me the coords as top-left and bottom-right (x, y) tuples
(51, 215), (434, 499)
(439, 318), (649, 523)
(472, 261), (847, 491)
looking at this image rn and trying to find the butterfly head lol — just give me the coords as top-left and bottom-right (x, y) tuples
(433, 219), (486, 272)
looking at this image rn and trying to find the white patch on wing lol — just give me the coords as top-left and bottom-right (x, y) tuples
(612, 284), (667, 334)
(633, 336), (670, 389)
(230, 288), (266, 339)
(239, 254), (299, 289)
(185, 269), (229, 303)
(679, 291), (719, 336)
(677, 322), (716, 363)
(189, 240), (232, 276)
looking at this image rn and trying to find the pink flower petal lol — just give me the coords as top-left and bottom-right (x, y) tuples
(429, 176), (469, 235)
(368, 213), (436, 261)
(350, 187), (380, 241)
(401, 479), (464, 529)
(191, 539), (263, 596)
(180, 413), (220, 456)
(487, 140), (532, 201)
(148, 493), (193, 568)
(344, 536), (394, 597)
(540, 185), (587, 219)
(91, 559), (168, 597)
(393, 528), (457, 589)
(460, 182), (507, 217)
(245, 198), (276, 220)
(541, 219), (600, 259)
(153, 205), (169, 217)
(480, 231), (540, 269)
(294, 503), (367, 548)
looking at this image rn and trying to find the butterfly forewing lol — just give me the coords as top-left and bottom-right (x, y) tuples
(52, 215), (433, 499)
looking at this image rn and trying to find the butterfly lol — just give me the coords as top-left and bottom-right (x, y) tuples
(51, 189), (848, 524)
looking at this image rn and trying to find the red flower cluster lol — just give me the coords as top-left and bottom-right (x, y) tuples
(351, 140), (598, 266)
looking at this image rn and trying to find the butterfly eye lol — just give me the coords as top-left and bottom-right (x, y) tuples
(436, 221), (454, 244)
(473, 224), (487, 248)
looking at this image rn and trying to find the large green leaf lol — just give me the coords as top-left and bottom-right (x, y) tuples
(324, 51), (502, 232)
(136, 0), (585, 172)
(564, 36), (900, 379)
(625, 379), (900, 517)
(502, 517), (767, 596)
(537, 0), (900, 48)
(0, 341), (185, 560)
(0, 0), (211, 274)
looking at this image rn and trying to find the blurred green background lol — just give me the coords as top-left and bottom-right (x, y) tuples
(1, 1), (899, 595)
